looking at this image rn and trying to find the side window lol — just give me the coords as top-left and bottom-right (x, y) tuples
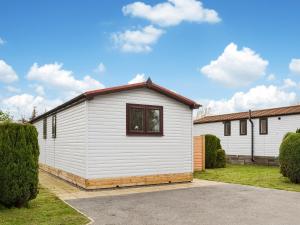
(259, 118), (268, 135)
(240, 119), (247, 135)
(52, 115), (57, 138)
(224, 121), (231, 136)
(43, 118), (47, 139)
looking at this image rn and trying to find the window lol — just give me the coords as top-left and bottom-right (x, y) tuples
(240, 119), (247, 135)
(224, 121), (231, 136)
(43, 118), (47, 139)
(259, 118), (268, 135)
(52, 115), (57, 138)
(126, 104), (163, 136)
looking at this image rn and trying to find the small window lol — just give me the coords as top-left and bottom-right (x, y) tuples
(260, 118), (268, 135)
(224, 121), (231, 136)
(43, 118), (47, 139)
(127, 104), (163, 136)
(240, 119), (247, 135)
(52, 115), (57, 138)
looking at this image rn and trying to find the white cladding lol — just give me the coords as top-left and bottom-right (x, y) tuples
(86, 88), (193, 179)
(193, 114), (300, 157)
(35, 101), (87, 177)
(34, 87), (193, 179)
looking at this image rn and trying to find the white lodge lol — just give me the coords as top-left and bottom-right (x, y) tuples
(193, 105), (300, 165)
(31, 79), (200, 189)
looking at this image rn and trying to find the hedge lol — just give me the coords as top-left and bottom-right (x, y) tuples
(215, 149), (226, 168)
(279, 133), (300, 183)
(205, 134), (222, 168)
(0, 122), (39, 208)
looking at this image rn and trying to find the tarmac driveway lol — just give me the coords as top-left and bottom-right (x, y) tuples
(67, 181), (300, 225)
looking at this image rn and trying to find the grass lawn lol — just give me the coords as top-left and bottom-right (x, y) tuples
(0, 186), (90, 225)
(194, 164), (300, 192)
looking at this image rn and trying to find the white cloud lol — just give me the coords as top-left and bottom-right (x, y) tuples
(0, 37), (5, 45)
(267, 73), (276, 81)
(0, 60), (18, 83)
(202, 85), (297, 115)
(128, 73), (147, 84)
(289, 58), (300, 74)
(95, 62), (106, 74)
(1, 93), (62, 119)
(5, 86), (21, 93)
(123, 0), (221, 27)
(112, 25), (164, 53)
(27, 62), (104, 96)
(35, 85), (45, 96)
(200, 43), (268, 87)
(282, 78), (297, 89)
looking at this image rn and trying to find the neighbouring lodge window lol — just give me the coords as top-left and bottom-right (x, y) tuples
(224, 121), (231, 136)
(260, 118), (268, 135)
(240, 119), (247, 135)
(52, 115), (57, 138)
(127, 104), (163, 136)
(43, 118), (47, 139)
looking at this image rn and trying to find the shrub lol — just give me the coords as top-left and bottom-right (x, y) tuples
(296, 128), (300, 133)
(205, 134), (222, 168)
(282, 132), (293, 141)
(0, 122), (39, 208)
(279, 133), (300, 183)
(215, 149), (226, 168)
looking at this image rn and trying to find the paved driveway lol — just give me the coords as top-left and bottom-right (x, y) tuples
(67, 181), (300, 225)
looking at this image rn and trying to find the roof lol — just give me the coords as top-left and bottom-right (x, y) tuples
(194, 104), (300, 124)
(30, 79), (200, 123)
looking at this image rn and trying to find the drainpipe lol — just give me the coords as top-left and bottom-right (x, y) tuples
(249, 110), (254, 162)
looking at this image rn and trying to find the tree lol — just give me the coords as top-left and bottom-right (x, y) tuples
(30, 106), (37, 121)
(196, 106), (211, 119)
(0, 110), (12, 122)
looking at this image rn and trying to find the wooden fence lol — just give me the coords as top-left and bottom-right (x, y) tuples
(193, 135), (205, 171)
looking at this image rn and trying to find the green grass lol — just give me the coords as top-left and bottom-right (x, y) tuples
(0, 186), (90, 225)
(194, 164), (300, 192)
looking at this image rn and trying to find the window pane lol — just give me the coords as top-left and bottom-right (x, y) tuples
(224, 122), (230, 136)
(241, 120), (247, 135)
(129, 108), (144, 132)
(260, 119), (267, 134)
(147, 109), (160, 132)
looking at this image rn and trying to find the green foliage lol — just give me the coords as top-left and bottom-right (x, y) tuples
(205, 134), (222, 168)
(296, 128), (300, 133)
(0, 110), (12, 122)
(283, 132), (293, 142)
(279, 133), (300, 183)
(0, 123), (39, 208)
(215, 149), (226, 168)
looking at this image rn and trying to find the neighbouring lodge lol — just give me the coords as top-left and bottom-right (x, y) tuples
(194, 105), (300, 165)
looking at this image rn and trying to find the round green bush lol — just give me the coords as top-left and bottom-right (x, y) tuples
(215, 149), (226, 168)
(0, 122), (39, 208)
(279, 133), (300, 183)
(205, 134), (222, 168)
(282, 132), (293, 141)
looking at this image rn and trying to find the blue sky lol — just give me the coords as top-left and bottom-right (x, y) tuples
(1, 0), (300, 118)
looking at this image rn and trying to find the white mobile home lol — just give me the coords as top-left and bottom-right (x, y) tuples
(193, 105), (300, 165)
(31, 79), (200, 189)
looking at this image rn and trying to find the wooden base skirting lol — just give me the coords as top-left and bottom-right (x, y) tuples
(39, 163), (193, 190)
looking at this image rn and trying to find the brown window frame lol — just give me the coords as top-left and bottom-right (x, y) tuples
(240, 119), (247, 135)
(259, 117), (268, 135)
(126, 103), (163, 136)
(52, 115), (57, 139)
(224, 121), (231, 136)
(43, 118), (47, 139)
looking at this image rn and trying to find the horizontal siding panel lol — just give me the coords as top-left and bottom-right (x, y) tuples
(34, 101), (87, 177)
(87, 88), (193, 179)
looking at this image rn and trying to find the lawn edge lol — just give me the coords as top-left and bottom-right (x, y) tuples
(193, 177), (300, 193)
